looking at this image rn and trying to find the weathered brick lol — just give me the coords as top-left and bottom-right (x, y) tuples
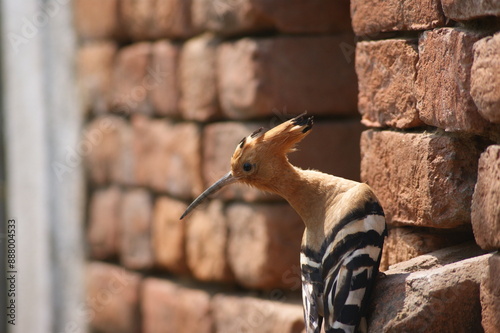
(370, 253), (491, 332)
(120, 188), (153, 270)
(256, 0), (352, 34)
(152, 196), (189, 275)
(382, 242), (486, 273)
(186, 200), (234, 282)
(111, 42), (153, 115)
(150, 40), (181, 117)
(132, 115), (203, 199)
(75, 0), (120, 40)
(131, 115), (160, 186)
(158, 121), (202, 198)
(351, 0), (445, 36)
(142, 278), (212, 333)
(192, 0), (351, 36)
(380, 226), (473, 271)
(78, 42), (117, 114)
(416, 28), (499, 138)
(192, 0), (272, 36)
(85, 116), (134, 185)
(442, 0), (500, 20)
(180, 34), (222, 121)
(87, 262), (141, 333)
(226, 203), (303, 289)
(361, 130), (485, 228)
(87, 186), (122, 260)
(212, 294), (304, 333)
(120, 0), (195, 40)
(480, 254), (500, 333)
(471, 145), (500, 251)
(355, 39), (423, 129)
(217, 35), (358, 119)
(471, 33), (500, 124)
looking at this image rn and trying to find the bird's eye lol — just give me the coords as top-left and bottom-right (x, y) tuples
(243, 162), (252, 172)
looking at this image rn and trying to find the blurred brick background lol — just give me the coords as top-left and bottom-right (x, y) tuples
(77, 0), (500, 332)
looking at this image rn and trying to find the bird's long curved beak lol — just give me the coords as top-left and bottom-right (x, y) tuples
(180, 172), (237, 220)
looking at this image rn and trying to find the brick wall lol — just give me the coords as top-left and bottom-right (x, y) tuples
(77, 0), (500, 332)
(353, 0), (500, 331)
(77, 1), (360, 332)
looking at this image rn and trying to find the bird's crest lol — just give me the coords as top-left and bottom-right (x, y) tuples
(232, 112), (313, 162)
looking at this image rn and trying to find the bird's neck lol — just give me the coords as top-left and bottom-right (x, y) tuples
(268, 164), (336, 230)
(268, 164), (359, 252)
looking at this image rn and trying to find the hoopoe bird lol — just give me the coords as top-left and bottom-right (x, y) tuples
(180, 113), (387, 333)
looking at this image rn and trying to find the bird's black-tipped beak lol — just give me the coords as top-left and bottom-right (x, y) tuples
(180, 172), (236, 220)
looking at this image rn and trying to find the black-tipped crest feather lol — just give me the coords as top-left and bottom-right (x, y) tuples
(250, 127), (264, 138)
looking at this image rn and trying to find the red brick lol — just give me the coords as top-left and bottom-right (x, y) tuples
(75, 0), (120, 40)
(131, 115), (159, 186)
(87, 186), (122, 260)
(202, 121), (278, 202)
(379, 226), (473, 271)
(150, 40), (181, 117)
(226, 203), (304, 289)
(471, 33), (500, 124)
(212, 294), (304, 333)
(120, 0), (195, 40)
(120, 188), (153, 270)
(86, 262), (141, 333)
(192, 0), (351, 36)
(78, 42), (117, 114)
(185, 200), (234, 282)
(355, 39), (423, 129)
(442, 0), (500, 20)
(152, 196), (189, 275)
(142, 278), (212, 333)
(471, 145), (500, 251)
(217, 35), (358, 119)
(361, 130), (485, 228)
(480, 254), (500, 333)
(132, 115), (203, 199)
(158, 121), (203, 198)
(180, 34), (222, 121)
(351, 0), (445, 36)
(370, 254), (490, 332)
(192, 0), (272, 36)
(384, 242), (486, 273)
(111, 42), (153, 115)
(416, 28), (499, 138)
(255, 0), (351, 34)
(84, 116), (134, 185)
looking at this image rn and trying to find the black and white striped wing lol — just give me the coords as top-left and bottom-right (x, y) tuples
(322, 202), (386, 333)
(301, 251), (323, 333)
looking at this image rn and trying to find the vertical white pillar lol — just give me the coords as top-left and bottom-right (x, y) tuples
(1, 0), (85, 332)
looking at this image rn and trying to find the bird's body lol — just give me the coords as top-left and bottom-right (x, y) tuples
(181, 114), (386, 333)
(258, 166), (386, 333)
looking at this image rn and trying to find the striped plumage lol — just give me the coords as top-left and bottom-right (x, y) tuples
(300, 195), (386, 333)
(180, 114), (387, 333)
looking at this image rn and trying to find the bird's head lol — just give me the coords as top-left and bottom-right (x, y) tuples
(180, 113), (313, 219)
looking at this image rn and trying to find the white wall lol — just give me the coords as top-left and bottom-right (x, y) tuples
(1, 0), (86, 332)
